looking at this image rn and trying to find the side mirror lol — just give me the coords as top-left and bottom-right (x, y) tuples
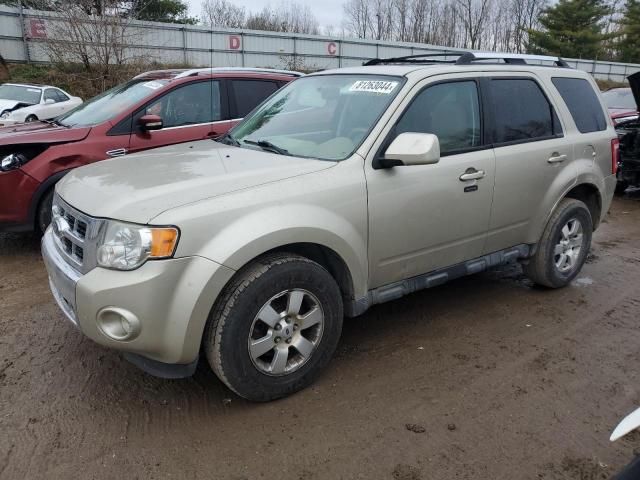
(375, 132), (440, 169)
(138, 114), (163, 131)
(44, 98), (55, 105)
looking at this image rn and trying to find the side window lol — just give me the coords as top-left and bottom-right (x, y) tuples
(489, 79), (559, 144)
(231, 80), (279, 118)
(44, 89), (59, 103)
(144, 80), (221, 128)
(552, 77), (607, 133)
(55, 90), (70, 102)
(394, 80), (481, 155)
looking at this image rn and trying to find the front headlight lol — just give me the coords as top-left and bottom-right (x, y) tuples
(0, 111), (10, 119)
(0, 153), (28, 172)
(97, 221), (179, 271)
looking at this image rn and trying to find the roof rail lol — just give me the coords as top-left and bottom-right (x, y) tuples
(133, 67), (303, 81)
(363, 52), (460, 66)
(363, 51), (571, 68)
(455, 52), (571, 67)
(174, 67), (304, 78)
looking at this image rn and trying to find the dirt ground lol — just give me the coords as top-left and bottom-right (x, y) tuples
(1, 195), (640, 480)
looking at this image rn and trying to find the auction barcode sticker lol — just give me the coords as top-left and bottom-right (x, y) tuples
(349, 80), (398, 94)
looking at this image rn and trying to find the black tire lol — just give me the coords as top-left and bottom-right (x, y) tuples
(523, 198), (593, 288)
(36, 189), (54, 235)
(25, 115), (38, 122)
(615, 180), (628, 196)
(203, 253), (343, 402)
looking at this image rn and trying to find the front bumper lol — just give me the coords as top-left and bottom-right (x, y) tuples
(42, 228), (236, 370)
(0, 169), (40, 229)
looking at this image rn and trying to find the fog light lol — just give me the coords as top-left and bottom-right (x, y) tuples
(97, 307), (141, 341)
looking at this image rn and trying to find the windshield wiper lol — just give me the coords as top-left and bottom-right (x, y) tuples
(217, 132), (240, 146)
(243, 139), (290, 156)
(43, 118), (70, 128)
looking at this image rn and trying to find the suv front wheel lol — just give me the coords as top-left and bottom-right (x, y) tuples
(523, 198), (593, 288)
(204, 253), (343, 402)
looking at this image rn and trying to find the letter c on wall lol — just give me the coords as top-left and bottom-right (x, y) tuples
(327, 42), (337, 56)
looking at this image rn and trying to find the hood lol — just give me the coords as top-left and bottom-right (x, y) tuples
(0, 99), (24, 111)
(0, 121), (91, 146)
(629, 72), (640, 111)
(57, 140), (336, 223)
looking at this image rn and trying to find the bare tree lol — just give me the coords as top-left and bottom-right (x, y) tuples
(456, 0), (492, 49)
(245, 2), (319, 34)
(343, 0), (372, 38)
(201, 0), (246, 28)
(38, 0), (150, 90)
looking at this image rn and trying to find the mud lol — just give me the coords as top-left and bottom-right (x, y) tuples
(1, 195), (640, 479)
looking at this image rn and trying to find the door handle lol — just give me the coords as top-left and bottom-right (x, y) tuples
(459, 168), (486, 181)
(548, 153), (567, 164)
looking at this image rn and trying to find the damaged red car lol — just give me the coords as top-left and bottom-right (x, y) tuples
(0, 67), (300, 233)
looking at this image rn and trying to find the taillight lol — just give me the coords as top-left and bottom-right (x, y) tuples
(611, 138), (620, 174)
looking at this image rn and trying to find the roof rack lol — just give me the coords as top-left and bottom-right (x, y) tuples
(133, 67), (303, 81)
(174, 67), (304, 78)
(363, 53), (459, 66)
(455, 52), (570, 67)
(363, 51), (571, 68)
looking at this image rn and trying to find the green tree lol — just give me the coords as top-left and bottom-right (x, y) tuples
(129, 0), (196, 24)
(528, 0), (612, 59)
(618, 0), (640, 63)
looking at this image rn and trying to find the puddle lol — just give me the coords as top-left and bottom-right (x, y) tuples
(572, 276), (594, 287)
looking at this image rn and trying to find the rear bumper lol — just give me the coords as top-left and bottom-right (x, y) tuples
(0, 169), (40, 229)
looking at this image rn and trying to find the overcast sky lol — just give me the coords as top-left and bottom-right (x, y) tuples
(184, 0), (346, 31)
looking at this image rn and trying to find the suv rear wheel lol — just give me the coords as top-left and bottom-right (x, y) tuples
(523, 198), (593, 288)
(203, 253), (343, 401)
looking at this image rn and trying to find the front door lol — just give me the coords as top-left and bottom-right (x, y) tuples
(128, 80), (231, 154)
(366, 77), (496, 288)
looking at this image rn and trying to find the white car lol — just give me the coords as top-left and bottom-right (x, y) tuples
(0, 83), (82, 126)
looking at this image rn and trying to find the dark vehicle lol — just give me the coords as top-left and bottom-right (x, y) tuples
(0, 68), (300, 233)
(602, 87), (638, 125)
(615, 72), (640, 194)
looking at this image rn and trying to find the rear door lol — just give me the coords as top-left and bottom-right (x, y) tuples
(41, 88), (68, 119)
(483, 75), (573, 253)
(128, 79), (231, 154)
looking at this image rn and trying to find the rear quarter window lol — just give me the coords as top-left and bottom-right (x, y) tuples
(552, 77), (607, 133)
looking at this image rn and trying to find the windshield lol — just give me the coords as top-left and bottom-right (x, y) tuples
(230, 75), (404, 161)
(602, 89), (637, 110)
(0, 84), (41, 104)
(58, 79), (169, 127)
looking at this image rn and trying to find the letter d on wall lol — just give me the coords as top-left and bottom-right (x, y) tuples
(229, 35), (241, 50)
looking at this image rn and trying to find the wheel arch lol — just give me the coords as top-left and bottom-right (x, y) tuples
(564, 182), (602, 230)
(27, 169), (71, 229)
(261, 242), (355, 303)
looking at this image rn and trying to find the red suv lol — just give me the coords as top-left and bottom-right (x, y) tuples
(0, 68), (300, 233)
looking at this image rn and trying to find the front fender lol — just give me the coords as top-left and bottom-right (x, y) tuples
(189, 204), (369, 298)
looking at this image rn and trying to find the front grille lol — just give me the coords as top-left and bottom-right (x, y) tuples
(51, 195), (102, 274)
